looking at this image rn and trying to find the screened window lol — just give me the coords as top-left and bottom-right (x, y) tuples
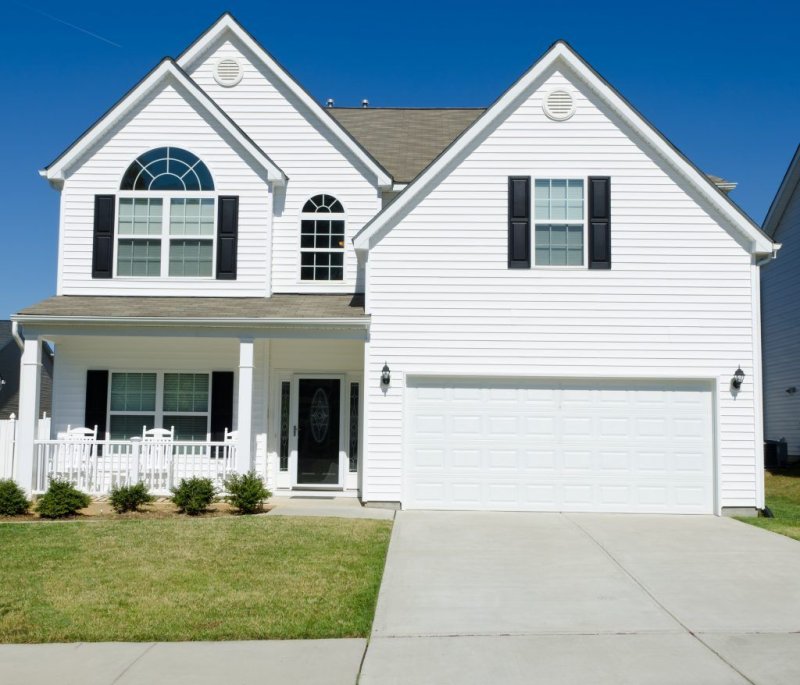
(117, 148), (215, 278)
(109, 372), (157, 439)
(163, 373), (210, 440)
(107, 372), (210, 441)
(300, 194), (345, 281)
(534, 179), (585, 266)
(349, 383), (359, 472)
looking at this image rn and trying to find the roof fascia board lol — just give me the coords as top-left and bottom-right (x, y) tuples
(43, 59), (286, 186)
(176, 13), (393, 189)
(763, 144), (800, 237)
(354, 42), (774, 255)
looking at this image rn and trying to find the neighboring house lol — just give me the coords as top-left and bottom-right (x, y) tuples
(0, 322), (53, 420)
(761, 145), (800, 459)
(11, 14), (776, 514)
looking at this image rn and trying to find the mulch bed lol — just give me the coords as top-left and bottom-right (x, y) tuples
(0, 497), (274, 522)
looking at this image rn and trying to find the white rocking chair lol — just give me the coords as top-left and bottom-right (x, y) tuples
(51, 425), (98, 490)
(140, 426), (174, 492)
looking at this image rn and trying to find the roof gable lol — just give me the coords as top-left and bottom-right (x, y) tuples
(354, 41), (775, 255)
(42, 59), (286, 188)
(763, 144), (800, 238)
(176, 13), (393, 189)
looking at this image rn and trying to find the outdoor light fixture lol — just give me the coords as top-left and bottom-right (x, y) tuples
(731, 366), (745, 390)
(787, 387), (797, 395)
(381, 363), (391, 387)
(0, 374), (5, 393)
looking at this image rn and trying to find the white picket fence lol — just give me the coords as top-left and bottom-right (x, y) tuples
(0, 414), (51, 481)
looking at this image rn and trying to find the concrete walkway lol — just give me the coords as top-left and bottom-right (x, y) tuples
(266, 495), (395, 520)
(0, 639), (366, 685)
(360, 511), (800, 685)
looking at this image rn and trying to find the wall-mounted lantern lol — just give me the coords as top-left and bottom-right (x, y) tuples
(0, 374), (5, 393)
(731, 366), (745, 391)
(381, 363), (391, 387)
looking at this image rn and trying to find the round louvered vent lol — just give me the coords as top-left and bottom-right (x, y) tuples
(214, 58), (243, 87)
(543, 89), (575, 121)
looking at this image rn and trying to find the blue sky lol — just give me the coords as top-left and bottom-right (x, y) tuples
(1, 0), (798, 318)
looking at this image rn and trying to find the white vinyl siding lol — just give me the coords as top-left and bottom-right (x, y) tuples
(363, 69), (760, 511)
(185, 39), (381, 294)
(762, 178), (800, 454)
(57, 83), (272, 296)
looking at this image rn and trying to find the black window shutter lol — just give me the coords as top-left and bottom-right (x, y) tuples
(210, 371), (235, 441)
(85, 370), (109, 437)
(216, 196), (239, 280)
(588, 177), (611, 269)
(508, 177), (531, 268)
(92, 195), (115, 278)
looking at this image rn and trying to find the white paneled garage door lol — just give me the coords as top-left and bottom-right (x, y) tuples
(404, 378), (714, 514)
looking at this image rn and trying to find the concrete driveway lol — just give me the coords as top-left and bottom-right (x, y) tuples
(361, 511), (800, 685)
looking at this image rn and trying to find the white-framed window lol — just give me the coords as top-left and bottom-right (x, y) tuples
(108, 371), (210, 440)
(534, 178), (586, 267)
(300, 194), (345, 281)
(116, 147), (216, 279)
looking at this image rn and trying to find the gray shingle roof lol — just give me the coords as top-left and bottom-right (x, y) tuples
(16, 295), (366, 321)
(329, 108), (485, 183)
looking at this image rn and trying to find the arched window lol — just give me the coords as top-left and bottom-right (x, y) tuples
(115, 148), (216, 279)
(120, 147), (214, 191)
(300, 194), (345, 281)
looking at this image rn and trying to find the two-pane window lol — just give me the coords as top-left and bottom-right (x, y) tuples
(534, 179), (585, 266)
(108, 372), (210, 440)
(116, 197), (214, 278)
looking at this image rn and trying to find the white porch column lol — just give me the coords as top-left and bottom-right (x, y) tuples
(236, 337), (254, 474)
(15, 336), (42, 494)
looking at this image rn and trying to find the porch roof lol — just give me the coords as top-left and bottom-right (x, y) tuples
(14, 294), (367, 327)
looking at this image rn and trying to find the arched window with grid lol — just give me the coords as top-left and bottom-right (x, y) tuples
(300, 194), (345, 281)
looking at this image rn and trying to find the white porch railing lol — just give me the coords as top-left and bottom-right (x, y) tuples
(32, 438), (237, 495)
(1, 414), (51, 481)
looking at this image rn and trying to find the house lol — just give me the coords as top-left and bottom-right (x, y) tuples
(0, 321), (53, 420)
(11, 13), (776, 514)
(761, 145), (800, 461)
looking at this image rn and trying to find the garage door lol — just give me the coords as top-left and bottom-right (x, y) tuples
(404, 378), (714, 514)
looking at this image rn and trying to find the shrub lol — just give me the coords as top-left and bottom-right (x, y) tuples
(0, 479), (30, 516)
(171, 477), (216, 515)
(224, 472), (271, 514)
(109, 482), (155, 514)
(36, 479), (91, 519)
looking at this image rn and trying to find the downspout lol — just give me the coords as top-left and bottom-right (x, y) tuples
(753, 245), (780, 514)
(11, 320), (24, 351)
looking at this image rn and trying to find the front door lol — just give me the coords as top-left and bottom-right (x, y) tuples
(297, 378), (341, 485)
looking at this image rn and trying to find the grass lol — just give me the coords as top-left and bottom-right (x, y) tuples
(0, 516), (392, 643)
(739, 470), (800, 541)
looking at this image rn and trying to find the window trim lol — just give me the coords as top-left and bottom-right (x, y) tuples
(106, 370), (212, 441)
(113, 190), (219, 280)
(297, 194), (347, 284)
(532, 176), (588, 270)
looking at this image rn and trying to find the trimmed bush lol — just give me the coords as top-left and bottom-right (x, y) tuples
(36, 479), (91, 519)
(224, 472), (271, 514)
(0, 479), (30, 516)
(171, 477), (216, 515)
(109, 482), (155, 513)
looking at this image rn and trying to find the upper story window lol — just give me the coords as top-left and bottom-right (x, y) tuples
(116, 148), (216, 278)
(534, 179), (585, 267)
(300, 194), (345, 281)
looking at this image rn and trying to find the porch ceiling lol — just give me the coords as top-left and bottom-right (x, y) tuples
(14, 294), (367, 326)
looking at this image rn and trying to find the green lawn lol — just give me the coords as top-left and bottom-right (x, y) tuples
(739, 471), (800, 541)
(0, 516), (392, 643)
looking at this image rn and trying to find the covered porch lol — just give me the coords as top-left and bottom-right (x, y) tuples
(12, 295), (368, 497)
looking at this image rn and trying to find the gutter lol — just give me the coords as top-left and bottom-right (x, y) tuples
(11, 320), (24, 351)
(11, 315), (371, 328)
(755, 244), (781, 267)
